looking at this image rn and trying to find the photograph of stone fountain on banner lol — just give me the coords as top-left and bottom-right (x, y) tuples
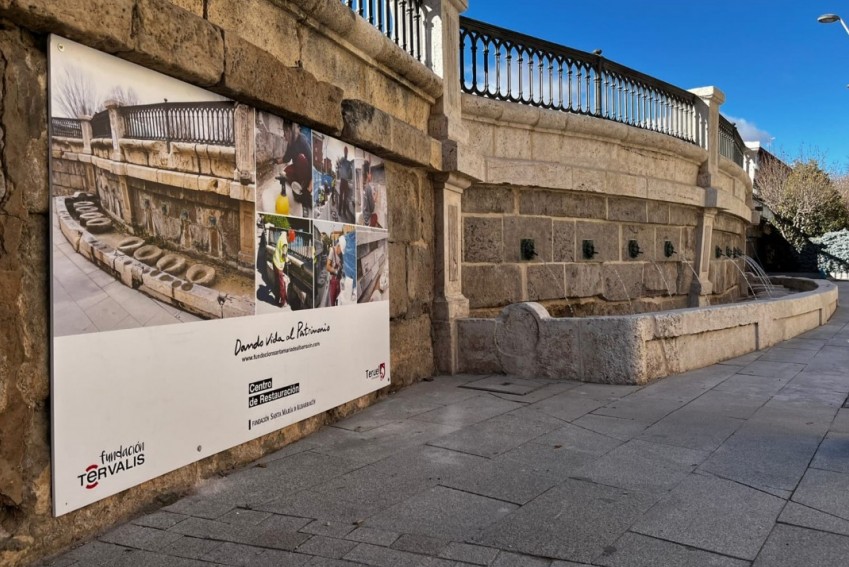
(48, 36), (391, 517)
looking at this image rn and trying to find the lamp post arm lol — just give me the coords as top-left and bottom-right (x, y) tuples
(840, 18), (849, 37)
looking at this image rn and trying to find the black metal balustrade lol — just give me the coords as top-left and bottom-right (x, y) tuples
(120, 101), (236, 146)
(51, 117), (83, 139)
(719, 114), (746, 167)
(90, 110), (112, 139)
(460, 17), (711, 146)
(343, 0), (425, 62)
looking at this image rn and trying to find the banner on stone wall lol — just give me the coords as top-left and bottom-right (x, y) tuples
(48, 36), (390, 516)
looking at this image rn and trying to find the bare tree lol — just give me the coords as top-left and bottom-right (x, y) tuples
(53, 65), (100, 117)
(105, 85), (139, 107)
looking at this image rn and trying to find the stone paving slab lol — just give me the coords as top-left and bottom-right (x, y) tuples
(595, 532), (750, 567)
(633, 473), (785, 560)
(752, 524), (849, 567)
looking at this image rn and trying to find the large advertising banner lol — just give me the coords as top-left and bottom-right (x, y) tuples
(48, 36), (391, 515)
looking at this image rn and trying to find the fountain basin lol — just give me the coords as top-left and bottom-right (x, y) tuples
(457, 277), (838, 385)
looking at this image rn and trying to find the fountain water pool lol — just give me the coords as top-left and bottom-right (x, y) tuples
(456, 276), (838, 385)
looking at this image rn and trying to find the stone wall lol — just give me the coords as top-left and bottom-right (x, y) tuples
(0, 0), (438, 564)
(459, 94), (754, 314)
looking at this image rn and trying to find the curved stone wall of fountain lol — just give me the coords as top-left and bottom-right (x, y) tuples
(457, 277), (838, 384)
(460, 94), (754, 317)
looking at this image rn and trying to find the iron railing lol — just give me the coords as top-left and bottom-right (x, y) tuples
(460, 17), (704, 145)
(719, 114), (746, 168)
(90, 110), (112, 139)
(51, 117), (83, 139)
(120, 101), (236, 146)
(343, 0), (425, 62)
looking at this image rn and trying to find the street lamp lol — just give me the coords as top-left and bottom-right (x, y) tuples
(818, 13), (849, 37)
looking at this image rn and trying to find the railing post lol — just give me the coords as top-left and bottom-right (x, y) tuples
(104, 100), (125, 163)
(424, 0), (467, 142)
(594, 55), (603, 116)
(79, 115), (93, 156)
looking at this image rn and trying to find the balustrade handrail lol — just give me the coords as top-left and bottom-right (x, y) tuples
(119, 101), (236, 146)
(460, 17), (717, 148)
(51, 117), (83, 139)
(90, 110), (112, 140)
(343, 0), (426, 63)
(719, 114), (746, 168)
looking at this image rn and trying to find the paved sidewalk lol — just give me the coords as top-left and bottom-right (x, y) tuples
(41, 283), (849, 566)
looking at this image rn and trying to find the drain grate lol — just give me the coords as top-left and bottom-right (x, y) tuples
(460, 376), (546, 396)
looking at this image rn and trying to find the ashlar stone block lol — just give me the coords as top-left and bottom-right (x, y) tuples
(503, 216), (552, 262)
(609, 197), (648, 223)
(463, 264), (523, 309)
(519, 190), (606, 219)
(602, 263), (643, 302)
(552, 219), (576, 263)
(463, 185), (515, 215)
(464, 216), (504, 263)
(527, 264), (565, 301)
(621, 224), (656, 262)
(565, 263), (603, 297)
(576, 221), (619, 263)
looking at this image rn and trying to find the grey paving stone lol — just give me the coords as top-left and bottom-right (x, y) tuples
(200, 541), (309, 566)
(570, 414), (647, 441)
(713, 373), (790, 397)
(412, 394), (524, 427)
(633, 473), (785, 560)
(427, 413), (561, 458)
(473, 479), (659, 563)
(441, 453), (559, 504)
(498, 441), (599, 479)
(800, 346), (849, 375)
(313, 445), (486, 510)
(461, 376), (548, 395)
(637, 407), (744, 452)
(573, 439), (708, 494)
(591, 396), (686, 426)
(366, 486), (517, 540)
(778, 501), (849, 537)
(787, 371), (849, 395)
(296, 535), (359, 559)
(300, 520), (356, 538)
(306, 558), (366, 567)
(169, 514), (311, 551)
(826, 333), (849, 348)
(637, 365), (736, 397)
(391, 534), (449, 556)
(492, 551), (552, 566)
(792, 468), (849, 521)
(683, 389), (767, 420)
(799, 324), (844, 340)
(698, 417), (826, 495)
(490, 382), (583, 404)
(132, 511), (189, 530)
(830, 408), (849, 433)
(255, 489), (380, 524)
(159, 536), (222, 560)
(759, 347), (818, 364)
(549, 563), (592, 567)
(752, 524), (849, 566)
(772, 384), (847, 410)
(63, 541), (134, 565)
(332, 396), (445, 432)
(718, 351), (763, 365)
(532, 422), (624, 455)
(100, 549), (217, 567)
(257, 439), (321, 464)
(346, 526), (399, 546)
(216, 508), (273, 526)
(312, 420), (462, 465)
(99, 523), (183, 552)
(390, 378), (483, 406)
(344, 542), (431, 567)
(593, 532), (749, 567)
(524, 391), (614, 422)
(778, 337), (827, 351)
(736, 360), (805, 379)
(811, 432), (849, 473)
(420, 559), (480, 567)
(439, 542), (499, 565)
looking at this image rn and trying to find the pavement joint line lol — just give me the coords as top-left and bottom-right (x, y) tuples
(605, 530), (757, 564)
(691, 470), (793, 502)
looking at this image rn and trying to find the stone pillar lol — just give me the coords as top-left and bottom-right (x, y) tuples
(79, 115), (93, 155)
(238, 200), (255, 267)
(104, 99), (125, 163)
(425, 0), (468, 144)
(432, 172), (471, 374)
(689, 208), (717, 306)
(234, 104), (255, 185)
(688, 86), (725, 189)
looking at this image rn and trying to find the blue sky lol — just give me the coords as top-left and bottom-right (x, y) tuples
(464, 1), (849, 170)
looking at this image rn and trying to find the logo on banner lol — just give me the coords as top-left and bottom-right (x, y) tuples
(365, 362), (387, 381)
(77, 442), (146, 490)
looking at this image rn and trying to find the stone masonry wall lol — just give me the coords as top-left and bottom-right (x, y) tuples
(0, 0), (437, 564)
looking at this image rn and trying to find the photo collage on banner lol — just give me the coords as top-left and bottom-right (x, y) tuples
(254, 110), (390, 314)
(48, 36), (390, 516)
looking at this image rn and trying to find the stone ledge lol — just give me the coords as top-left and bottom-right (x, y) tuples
(214, 31), (344, 135)
(342, 99), (437, 168)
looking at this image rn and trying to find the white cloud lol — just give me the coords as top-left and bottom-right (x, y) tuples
(722, 114), (773, 145)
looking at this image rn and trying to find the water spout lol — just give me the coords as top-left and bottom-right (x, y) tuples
(650, 260), (674, 298)
(611, 267), (635, 314)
